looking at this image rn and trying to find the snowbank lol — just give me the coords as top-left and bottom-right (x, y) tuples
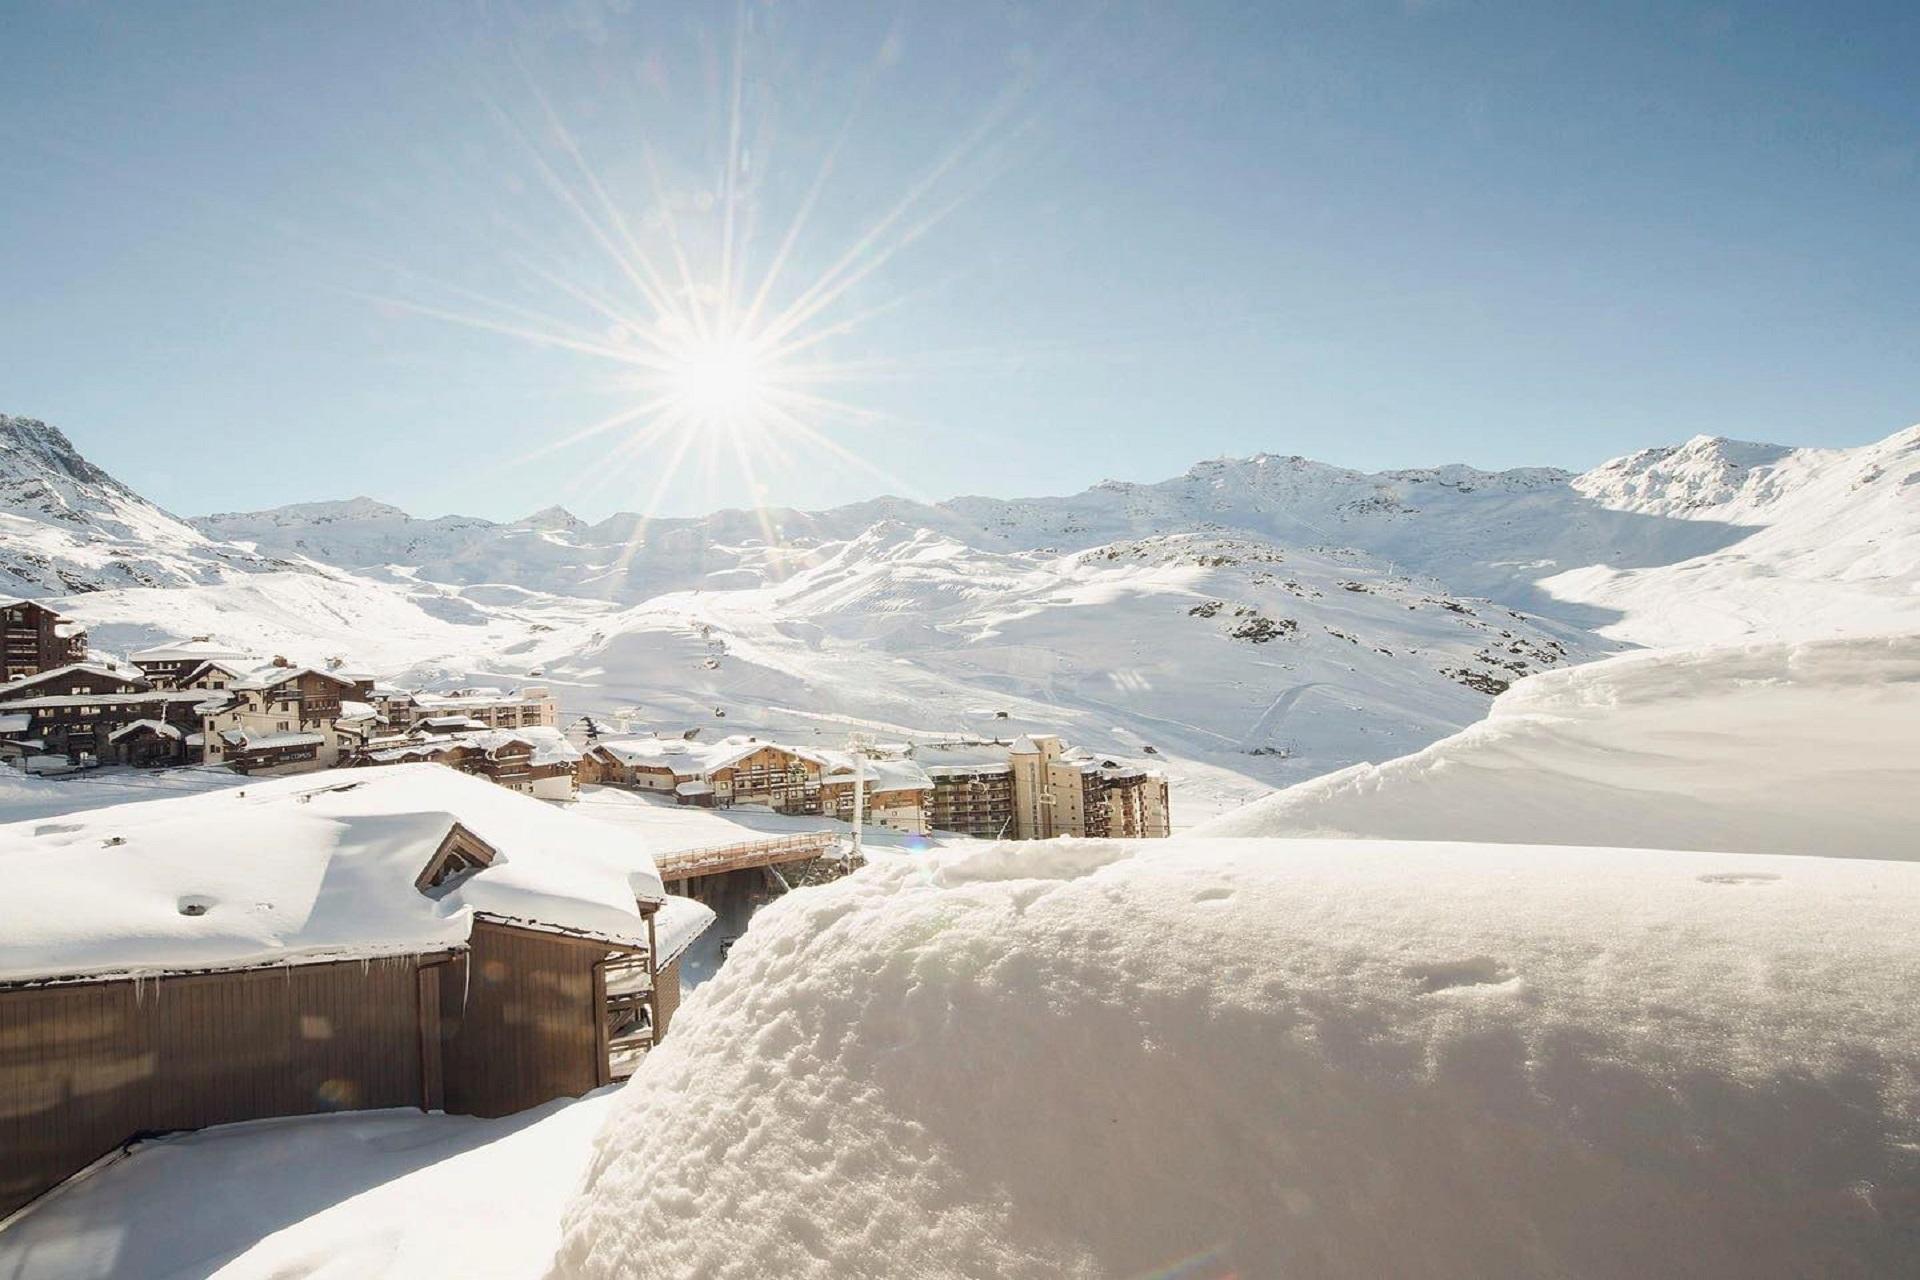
(1197, 635), (1920, 858)
(553, 836), (1920, 1279)
(0, 1095), (617, 1279)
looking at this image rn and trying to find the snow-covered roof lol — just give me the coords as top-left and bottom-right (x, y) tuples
(181, 657), (253, 681)
(420, 714), (489, 730)
(230, 663), (357, 692)
(131, 638), (252, 663)
(226, 730), (326, 752)
(411, 687), (552, 710)
(0, 689), (213, 712)
(107, 718), (182, 743)
(654, 894), (717, 967)
(593, 735), (812, 777)
(819, 753), (934, 794)
(0, 713), (30, 734)
(674, 780), (714, 797)
(363, 725), (581, 767)
(0, 764), (665, 985)
(0, 663), (148, 698)
(915, 742), (1015, 771)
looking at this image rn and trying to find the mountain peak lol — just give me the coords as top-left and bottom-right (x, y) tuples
(0, 411), (290, 594)
(513, 504), (587, 533)
(0, 414), (124, 491)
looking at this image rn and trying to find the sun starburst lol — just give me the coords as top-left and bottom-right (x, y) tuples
(352, 5), (1046, 573)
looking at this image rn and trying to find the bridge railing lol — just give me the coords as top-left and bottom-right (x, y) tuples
(655, 831), (843, 879)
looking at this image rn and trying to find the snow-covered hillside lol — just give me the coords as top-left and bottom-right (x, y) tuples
(1196, 635), (1920, 857)
(1545, 427), (1920, 644)
(195, 451), (1750, 608)
(555, 834), (1920, 1279)
(0, 415), (296, 593)
(200, 427), (1920, 646)
(10, 412), (1919, 819)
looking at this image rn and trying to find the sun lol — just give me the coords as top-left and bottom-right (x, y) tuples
(662, 334), (775, 425)
(367, 5), (1030, 519)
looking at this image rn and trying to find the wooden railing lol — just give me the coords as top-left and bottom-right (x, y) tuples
(655, 831), (843, 879)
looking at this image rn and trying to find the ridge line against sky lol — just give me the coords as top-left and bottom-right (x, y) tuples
(3, 1), (1917, 523)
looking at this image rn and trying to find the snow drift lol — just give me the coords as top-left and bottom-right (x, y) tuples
(1196, 634), (1920, 858)
(552, 837), (1920, 1279)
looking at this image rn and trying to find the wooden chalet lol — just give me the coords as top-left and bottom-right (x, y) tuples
(582, 736), (832, 814)
(583, 735), (933, 834)
(351, 725), (582, 799)
(127, 636), (252, 688)
(0, 664), (206, 767)
(0, 599), (88, 682)
(818, 757), (935, 835)
(199, 660), (372, 774)
(0, 765), (711, 1220)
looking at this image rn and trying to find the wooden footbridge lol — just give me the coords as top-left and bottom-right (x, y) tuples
(654, 831), (844, 882)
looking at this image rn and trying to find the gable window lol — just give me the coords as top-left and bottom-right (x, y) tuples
(415, 824), (499, 895)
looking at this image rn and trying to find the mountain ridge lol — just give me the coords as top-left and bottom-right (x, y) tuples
(9, 411), (1918, 822)
(0, 414), (299, 594)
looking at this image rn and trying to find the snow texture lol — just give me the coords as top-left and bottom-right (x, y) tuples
(0, 764), (663, 983)
(553, 836), (1920, 1279)
(0, 1095), (617, 1279)
(1197, 634), (1920, 858)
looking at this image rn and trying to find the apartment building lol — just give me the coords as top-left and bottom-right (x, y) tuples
(918, 746), (1017, 839)
(0, 600), (88, 682)
(375, 686), (560, 733)
(1003, 734), (1171, 840)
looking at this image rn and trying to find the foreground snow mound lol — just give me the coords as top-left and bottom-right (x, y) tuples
(554, 838), (1920, 1279)
(0, 1096), (616, 1279)
(1197, 635), (1920, 858)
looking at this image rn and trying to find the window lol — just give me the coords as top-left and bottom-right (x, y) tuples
(415, 825), (498, 893)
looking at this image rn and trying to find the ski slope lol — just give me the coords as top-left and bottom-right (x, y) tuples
(1197, 635), (1920, 858)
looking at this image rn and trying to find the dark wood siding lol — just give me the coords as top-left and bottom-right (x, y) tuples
(438, 922), (612, 1118)
(0, 956), (430, 1219)
(0, 602), (86, 682)
(655, 958), (683, 1041)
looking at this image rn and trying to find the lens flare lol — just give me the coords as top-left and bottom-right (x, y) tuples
(662, 333), (775, 426)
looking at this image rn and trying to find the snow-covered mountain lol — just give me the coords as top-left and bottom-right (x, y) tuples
(1544, 426), (1920, 644)
(10, 412), (1918, 821)
(0, 415), (299, 593)
(195, 453), (1742, 607)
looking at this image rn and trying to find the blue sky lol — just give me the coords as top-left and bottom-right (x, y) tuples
(2, 1), (1915, 521)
